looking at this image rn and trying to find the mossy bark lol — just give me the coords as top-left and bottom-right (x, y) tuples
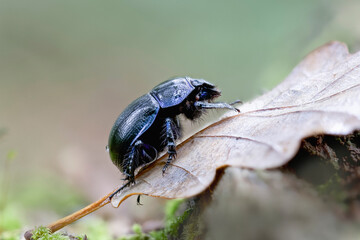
(170, 131), (360, 240)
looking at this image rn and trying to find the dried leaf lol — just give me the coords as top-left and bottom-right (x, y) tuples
(111, 41), (360, 207)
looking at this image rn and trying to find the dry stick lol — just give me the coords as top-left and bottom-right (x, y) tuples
(50, 194), (111, 232)
(24, 181), (131, 240)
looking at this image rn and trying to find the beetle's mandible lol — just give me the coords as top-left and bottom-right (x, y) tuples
(107, 77), (239, 185)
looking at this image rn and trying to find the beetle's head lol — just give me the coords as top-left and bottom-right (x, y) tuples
(187, 77), (221, 101)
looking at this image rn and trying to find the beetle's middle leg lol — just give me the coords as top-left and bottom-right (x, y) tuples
(162, 117), (179, 174)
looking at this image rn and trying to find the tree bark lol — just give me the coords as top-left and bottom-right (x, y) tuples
(172, 132), (360, 240)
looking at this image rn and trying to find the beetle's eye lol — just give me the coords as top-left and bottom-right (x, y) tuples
(198, 90), (210, 100)
(197, 85), (220, 101)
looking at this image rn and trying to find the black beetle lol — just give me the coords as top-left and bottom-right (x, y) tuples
(108, 77), (239, 188)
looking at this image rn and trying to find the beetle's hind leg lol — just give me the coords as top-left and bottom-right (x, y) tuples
(162, 117), (180, 175)
(123, 140), (143, 183)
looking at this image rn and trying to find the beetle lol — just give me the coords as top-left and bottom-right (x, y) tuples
(108, 77), (239, 187)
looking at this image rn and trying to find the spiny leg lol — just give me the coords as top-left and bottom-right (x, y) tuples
(162, 117), (178, 174)
(111, 141), (156, 202)
(124, 140), (143, 184)
(194, 101), (240, 112)
(124, 141), (158, 183)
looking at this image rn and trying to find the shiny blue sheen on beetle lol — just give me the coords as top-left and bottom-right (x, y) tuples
(107, 77), (239, 183)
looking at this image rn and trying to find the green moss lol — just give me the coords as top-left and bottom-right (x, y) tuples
(164, 199), (189, 237)
(181, 212), (203, 240)
(148, 230), (165, 240)
(119, 199), (189, 240)
(31, 226), (85, 240)
(164, 199), (184, 220)
(118, 224), (151, 240)
(31, 226), (68, 240)
(317, 173), (347, 204)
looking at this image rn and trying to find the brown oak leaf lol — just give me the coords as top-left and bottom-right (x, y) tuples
(111, 41), (360, 207)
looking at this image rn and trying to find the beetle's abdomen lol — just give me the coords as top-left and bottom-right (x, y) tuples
(108, 93), (160, 172)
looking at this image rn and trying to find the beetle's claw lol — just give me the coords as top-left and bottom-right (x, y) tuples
(230, 100), (242, 113)
(123, 174), (136, 184)
(162, 165), (167, 176)
(162, 152), (176, 176)
(129, 177), (136, 184)
(162, 163), (170, 176)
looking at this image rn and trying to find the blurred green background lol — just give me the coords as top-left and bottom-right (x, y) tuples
(1, 0), (360, 238)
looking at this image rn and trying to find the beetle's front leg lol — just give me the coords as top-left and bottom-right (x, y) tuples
(194, 101), (240, 112)
(162, 117), (178, 174)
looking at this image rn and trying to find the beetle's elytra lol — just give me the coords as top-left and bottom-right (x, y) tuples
(107, 77), (239, 184)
